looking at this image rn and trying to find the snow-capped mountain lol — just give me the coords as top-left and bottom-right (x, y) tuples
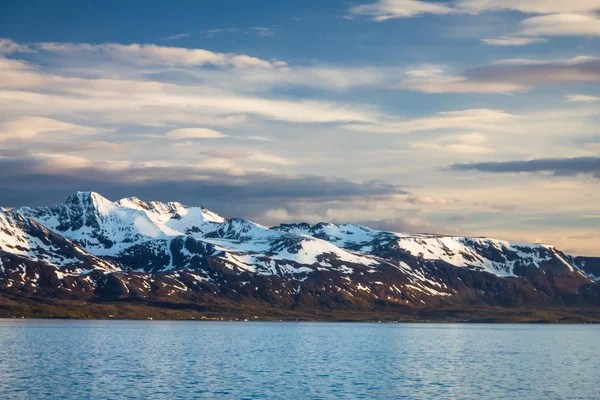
(1, 191), (598, 311)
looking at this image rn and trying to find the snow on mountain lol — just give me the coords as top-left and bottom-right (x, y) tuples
(2, 191), (597, 309)
(273, 223), (585, 278)
(15, 192), (172, 256)
(0, 206), (118, 274)
(3, 191), (594, 284)
(117, 196), (225, 236)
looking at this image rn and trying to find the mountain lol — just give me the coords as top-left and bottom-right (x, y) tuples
(1, 191), (599, 321)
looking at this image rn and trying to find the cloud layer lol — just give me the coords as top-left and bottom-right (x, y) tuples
(450, 156), (600, 178)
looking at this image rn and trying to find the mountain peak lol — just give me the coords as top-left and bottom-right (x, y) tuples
(65, 191), (111, 206)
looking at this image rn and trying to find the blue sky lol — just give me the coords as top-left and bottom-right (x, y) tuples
(0, 0), (599, 254)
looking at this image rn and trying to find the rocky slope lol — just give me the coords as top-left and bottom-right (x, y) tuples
(1, 191), (598, 317)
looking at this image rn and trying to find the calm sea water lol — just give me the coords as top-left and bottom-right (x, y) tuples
(0, 320), (598, 399)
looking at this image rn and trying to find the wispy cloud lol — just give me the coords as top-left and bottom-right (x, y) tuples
(350, 0), (600, 21)
(520, 13), (600, 37)
(395, 56), (600, 93)
(350, 1), (600, 43)
(0, 38), (31, 54)
(345, 109), (517, 134)
(449, 156), (600, 178)
(162, 33), (190, 40)
(481, 36), (546, 46)
(411, 132), (494, 154)
(249, 27), (274, 37)
(456, 0), (600, 14)
(0, 116), (104, 141)
(165, 128), (228, 139)
(0, 49), (380, 126)
(203, 28), (240, 36)
(36, 41), (286, 69)
(348, 0), (456, 21)
(566, 94), (600, 103)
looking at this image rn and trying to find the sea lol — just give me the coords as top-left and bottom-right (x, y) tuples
(0, 320), (598, 399)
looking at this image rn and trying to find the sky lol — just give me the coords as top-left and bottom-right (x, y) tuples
(0, 0), (599, 255)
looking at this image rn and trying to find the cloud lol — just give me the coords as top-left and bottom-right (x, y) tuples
(405, 195), (453, 205)
(36, 42), (286, 69)
(197, 149), (293, 165)
(586, 143), (600, 150)
(45, 141), (128, 153)
(481, 36), (546, 46)
(566, 94), (600, 103)
(0, 56), (33, 70)
(350, 0), (600, 21)
(0, 151), (409, 214)
(395, 66), (526, 93)
(412, 143), (493, 154)
(520, 13), (600, 37)
(348, 0), (456, 21)
(249, 27), (274, 37)
(466, 56), (600, 85)
(165, 128), (227, 139)
(410, 132), (493, 154)
(0, 116), (101, 141)
(349, 2), (600, 41)
(203, 28), (240, 36)
(162, 33), (190, 40)
(0, 65), (381, 125)
(246, 136), (272, 142)
(456, 0), (600, 14)
(345, 109), (516, 134)
(0, 38), (31, 54)
(397, 56), (600, 93)
(180, 65), (407, 92)
(449, 156), (600, 178)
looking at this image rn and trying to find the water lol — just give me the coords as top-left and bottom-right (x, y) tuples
(0, 320), (598, 399)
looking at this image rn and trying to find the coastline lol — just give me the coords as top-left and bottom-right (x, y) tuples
(2, 295), (599, 323)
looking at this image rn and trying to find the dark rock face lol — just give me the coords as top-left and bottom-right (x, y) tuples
(0, 192), (598, 315)
(573, 257), (600, 280)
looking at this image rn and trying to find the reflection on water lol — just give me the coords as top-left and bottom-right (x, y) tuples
(0, 320), (598, 399)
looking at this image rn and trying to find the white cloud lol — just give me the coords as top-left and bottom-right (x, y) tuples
(0, 56), (32, 70)
(249, 27), (274, 37)
(348, 0), (455, 21)
(481, 36), (546, 46)
(456, 0), (600, 14)
(0, 67), (381, 125)
(349, 2), (600, 41)
(397, 74), (526, 93)
(395, 65), (526, 93)
(456, 132), (488, 144)
(0, 116), (101, 141)
(0, 38), (31, 54)
(247, 153), (293, 165)
(520, 13), (600, 36)
(350, 0), (600, 21)
(36, 42), (286, 69)
(412, 142), (493, 154)
(396, 56), (600, 93)
(566, 94), (600, 103)
(345, 109), (517, 134)
(246, 136), (272, 142)
(162, 33), (190, 40)
(165, 128), (227, 139)
(411, 132), (493, 154)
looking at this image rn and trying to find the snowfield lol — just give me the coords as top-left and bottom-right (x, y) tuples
(0, 192), (594, 293)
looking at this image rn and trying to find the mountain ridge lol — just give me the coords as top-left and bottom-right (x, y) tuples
(1, 191), (599, 320)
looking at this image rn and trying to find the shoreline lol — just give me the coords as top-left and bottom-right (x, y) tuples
(2, 295), (600, 324)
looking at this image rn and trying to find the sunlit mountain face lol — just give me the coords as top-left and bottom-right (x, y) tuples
(1, 192), (598, 314)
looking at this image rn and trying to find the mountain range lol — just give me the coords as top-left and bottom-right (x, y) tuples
(1, 191), (599, 321)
